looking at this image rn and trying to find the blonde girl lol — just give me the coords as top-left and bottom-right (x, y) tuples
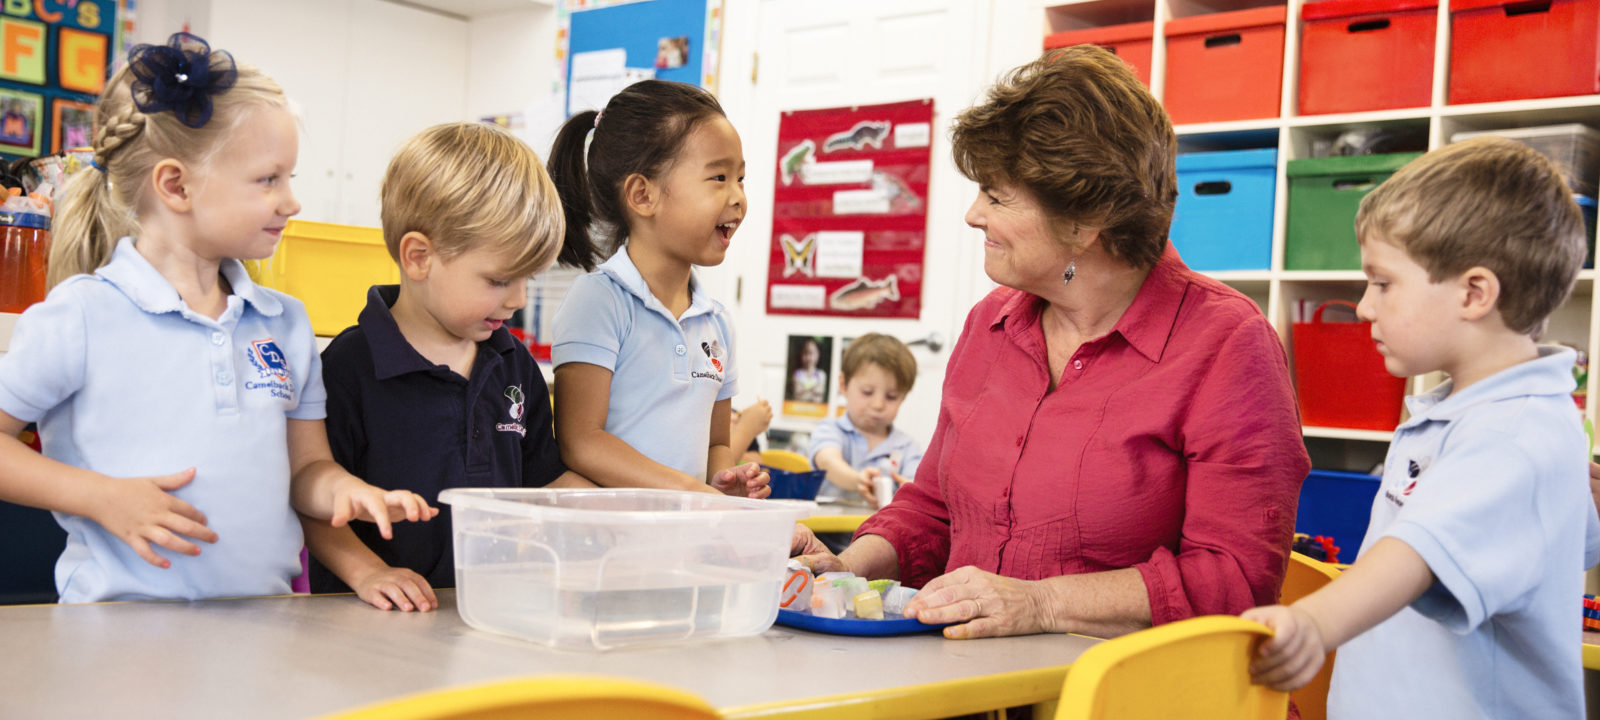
(0, 33), (433, 602)
(548, 80), (768, 498)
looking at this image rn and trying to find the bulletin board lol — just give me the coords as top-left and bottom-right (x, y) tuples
(0, 1), (116, 161)
(564, 0), (719, 94)
(766, 100), (933, 319)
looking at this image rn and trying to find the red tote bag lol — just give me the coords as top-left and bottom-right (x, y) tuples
(1292, 300), (1407, 430)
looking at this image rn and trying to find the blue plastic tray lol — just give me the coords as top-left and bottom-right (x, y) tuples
(775, 608), (950, 636)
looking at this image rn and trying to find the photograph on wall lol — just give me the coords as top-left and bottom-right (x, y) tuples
(766, 99), (933, 319)
(0, 89), (43, 157)
(51, 99), (94, 153)
(655, 36), (689, 69)
(782, 334), (833, 418)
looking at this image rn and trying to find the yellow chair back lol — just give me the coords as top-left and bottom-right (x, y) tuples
(760, 449), (812, 472)
(1054, 616), (1289, 720)
(319, 675), (719, 720)
(1280, 551), (1342, 720)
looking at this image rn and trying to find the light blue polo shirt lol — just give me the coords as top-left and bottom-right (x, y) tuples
(551, 247), (737, 481)
(1329, 346), (1600, 720)
(807, 412), (923, 504)
(0, 238), (323, 602)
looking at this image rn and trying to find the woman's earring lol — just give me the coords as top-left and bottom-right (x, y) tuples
(1062, 261), (1077, 285)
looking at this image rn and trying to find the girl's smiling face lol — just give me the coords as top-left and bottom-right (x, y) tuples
(649, 116), (746, 268)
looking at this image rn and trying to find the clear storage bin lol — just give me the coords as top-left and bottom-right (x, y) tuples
(1450, 124), (1600, 196)
(438, 488), (811, 650)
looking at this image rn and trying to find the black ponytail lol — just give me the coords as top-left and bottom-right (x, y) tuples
(548, 109), (601, 270)
(546, 81), (726, 272)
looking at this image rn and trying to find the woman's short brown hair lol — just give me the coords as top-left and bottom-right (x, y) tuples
(951, 45), (1177, 270)
(1355, 136), (1586, 337)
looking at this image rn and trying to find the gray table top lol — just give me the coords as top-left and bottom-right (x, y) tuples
(1, 590), (1097, 719)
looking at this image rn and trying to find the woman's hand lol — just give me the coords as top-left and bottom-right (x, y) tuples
(348, 564), (438, 613)
(903, 565), (1054, 639)
(711, 462), (772, 499)
(1241, 604), (1328, 691)
(90, 467), (219, 568)
(790, 523), (849, 574)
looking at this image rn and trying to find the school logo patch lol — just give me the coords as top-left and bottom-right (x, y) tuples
(701, 339), (724, 372)
(496, 385), (527, 437)
(250, 339), (290, 381)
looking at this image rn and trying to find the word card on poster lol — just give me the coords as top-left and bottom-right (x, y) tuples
(766, 99), (932, 319)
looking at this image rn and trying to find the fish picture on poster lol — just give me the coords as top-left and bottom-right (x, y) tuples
(767, 99), (933, 319)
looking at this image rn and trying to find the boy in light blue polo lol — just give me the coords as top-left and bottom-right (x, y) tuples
(809, 333), (923, 508)
(552, 246), (743, 484)
(1244, 137), (1600, 719)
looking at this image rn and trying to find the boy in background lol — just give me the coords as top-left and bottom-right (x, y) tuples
(1244, 137), (1600, 718)
(305, 123), (589, 612)
(809, 333), (922, 509)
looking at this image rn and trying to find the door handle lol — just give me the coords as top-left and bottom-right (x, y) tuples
(905, 332), (945, 354)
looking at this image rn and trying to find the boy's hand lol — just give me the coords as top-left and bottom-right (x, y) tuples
(329, 479), (439, 540)
(1241, 604), (1328, 691)
(91, 467), (219, 569)
(711, 462), (771, 499)
(349, 564), (438, 612)
(858, 469), (912, 509)
(736, 399), (773, 435)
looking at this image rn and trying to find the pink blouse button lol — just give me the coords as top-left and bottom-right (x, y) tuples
(1073, 359), (1083, 370)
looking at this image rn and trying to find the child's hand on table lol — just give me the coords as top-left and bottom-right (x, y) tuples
(91, 467), (218, 568)
(1241, 603), (1328, 691)
(329, 479), (439, 540)
(349, 564), (438, 612)
(712, 462), (771, 499)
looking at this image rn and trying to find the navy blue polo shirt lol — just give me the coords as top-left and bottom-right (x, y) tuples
(308, 285), (565, 592)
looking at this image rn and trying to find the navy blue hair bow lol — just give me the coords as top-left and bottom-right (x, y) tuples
(127, 32), (237, 129)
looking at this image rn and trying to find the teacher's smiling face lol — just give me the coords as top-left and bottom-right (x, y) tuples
(965, 181), (1071, 293)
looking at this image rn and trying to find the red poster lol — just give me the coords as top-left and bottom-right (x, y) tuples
(766, 99), (932, 319)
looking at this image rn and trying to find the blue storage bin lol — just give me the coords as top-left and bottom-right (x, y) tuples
(1295, 469), (1380, 561)
(1577, 194), (1596, 268)
(765, 467), (827, 500)
(1171, 148), (1278, 271)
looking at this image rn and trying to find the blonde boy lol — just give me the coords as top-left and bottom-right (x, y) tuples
(808, 333), (922, 509)
(1245, 137), (1600, 718)
(304, 123), (588, 612)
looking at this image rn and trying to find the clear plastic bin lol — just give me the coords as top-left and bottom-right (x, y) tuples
(1450, 124), (1600, 196)
(438, 488), (811, 650)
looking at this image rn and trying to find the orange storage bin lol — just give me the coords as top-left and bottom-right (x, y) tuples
(1299, 0), (1437, 115)
(1449, 0), (1600, 105)
(1045, 22), (1155, 87)
(1293, 300), (1406, 430)
(0, 212), (50, 314)
(1163, 6), (1287, 124)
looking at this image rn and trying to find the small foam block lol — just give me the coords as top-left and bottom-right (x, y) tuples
(853, 590), (884, 620)
(868, 579), (898, 596)
(811, 584), (846, 619)
(820, 572), (855, 583)
(837, 577), (870, 598)
(883, 585), (917, 615)
(779, 568), (813, 610)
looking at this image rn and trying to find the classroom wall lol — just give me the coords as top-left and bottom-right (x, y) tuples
(465, 7), (559, 126)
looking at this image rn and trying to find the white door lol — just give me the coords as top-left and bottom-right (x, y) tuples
(711, 0), (995, 448)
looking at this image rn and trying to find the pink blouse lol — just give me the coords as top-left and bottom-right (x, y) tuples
(857, 245), (1310, 625)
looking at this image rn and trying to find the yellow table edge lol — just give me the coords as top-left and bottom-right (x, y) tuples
(798, 515), (870, 534)
(1585, 632), (1600, 671)
(720, 661), (1073, 719)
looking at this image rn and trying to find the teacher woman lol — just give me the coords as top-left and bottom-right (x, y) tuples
(795, 45), (1311, 639)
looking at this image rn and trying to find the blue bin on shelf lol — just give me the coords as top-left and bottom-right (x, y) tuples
(765, 467), (827, 500)
(1171, 148), (1278, 271)
(1295, 468), (1381, 561)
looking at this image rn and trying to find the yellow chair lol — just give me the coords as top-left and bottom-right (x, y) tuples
(760, 449), (812, 472)
(1054, 616), (1289, 720)
(320, 675), (719, 720)
(1280, 551), (1343, 720)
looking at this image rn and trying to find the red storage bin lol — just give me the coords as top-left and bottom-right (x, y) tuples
(1163, 6), (1287, 124)
(1045, 22), (1155, 87)
(1299, 0), (1437, 115)
(1293, 300), (1407, 430)
(1449, 0), (1600, 105)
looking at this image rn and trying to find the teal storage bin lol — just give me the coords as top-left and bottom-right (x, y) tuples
(1285, 152), (1423, 270)
(1171, 148), (1277, 271)
(1295, 469), (1381, 560)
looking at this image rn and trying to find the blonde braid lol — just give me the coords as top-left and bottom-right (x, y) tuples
(92, 107), (147, 168)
